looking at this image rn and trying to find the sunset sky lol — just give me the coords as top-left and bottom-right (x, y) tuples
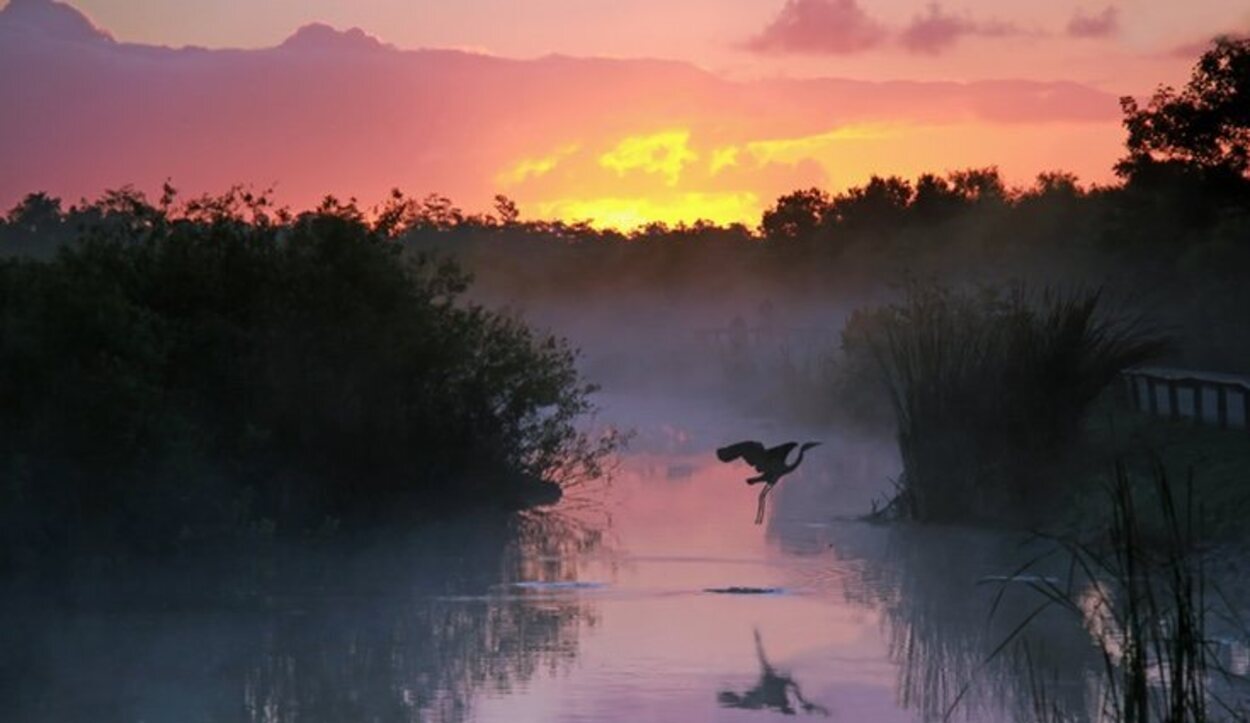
(68, 0), (1243, 85)
(3, 0), (1247, 228)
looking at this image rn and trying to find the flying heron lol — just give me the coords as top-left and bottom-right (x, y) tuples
(716, 440), (821, 524)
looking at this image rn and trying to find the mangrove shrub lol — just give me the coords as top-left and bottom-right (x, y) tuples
(0, 189), (612, 561)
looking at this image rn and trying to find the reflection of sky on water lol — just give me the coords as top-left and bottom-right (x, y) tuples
(473, 394), (986, 723)
(8, 391), (1244, 722)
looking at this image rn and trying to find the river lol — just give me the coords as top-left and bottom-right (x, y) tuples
(7, 391), (1243, 722)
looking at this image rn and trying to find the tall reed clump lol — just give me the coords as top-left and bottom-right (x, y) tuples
(857, 284), (1166, 523)
(981, 462), (1247, 723)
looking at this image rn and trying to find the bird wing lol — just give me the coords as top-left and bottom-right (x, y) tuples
(717, 441), (770, 472)
(767, 442), (798, 466)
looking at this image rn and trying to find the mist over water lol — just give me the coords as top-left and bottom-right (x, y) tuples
(1, 289), (1154, 723)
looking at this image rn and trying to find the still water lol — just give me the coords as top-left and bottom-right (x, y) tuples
(3, 394), (1148, 722)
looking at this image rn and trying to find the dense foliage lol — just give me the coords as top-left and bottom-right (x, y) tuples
(0, 191), (611, 562)
(849, 285), (1166, 523)
(1118, 36), (1250, 184)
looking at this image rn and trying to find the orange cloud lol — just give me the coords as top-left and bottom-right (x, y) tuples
(709, 146), (741, 175)
(744, 124), (901, 164)
(498, 126), (838, 228)
(598, 130), (698, 187)
(497, 144), (581, 187)
(496, 118), (1120, 229)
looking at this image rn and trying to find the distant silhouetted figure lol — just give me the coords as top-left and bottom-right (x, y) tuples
(716, 440), (821, 524)
(717, 629), (830, 716)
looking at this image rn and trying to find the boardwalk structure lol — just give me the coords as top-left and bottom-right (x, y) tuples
(1122, 367), (1250, 430)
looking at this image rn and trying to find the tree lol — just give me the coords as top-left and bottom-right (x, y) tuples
(6, 192), (63, 235)
(416, 194), (464, 230)
(911, 173), (962, 221)
(760, 188), (830, 241)
(948, 167), (1007, 203)
(493, 194), (520, 226)
(830, 175), (913, 231)
(1031, 171), (1082, 198)
(1117, 36), (1250, 182)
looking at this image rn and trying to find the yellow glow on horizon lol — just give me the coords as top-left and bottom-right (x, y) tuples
(535, 192), (760, 230)
(495, 120), (1119, 231)
(745, 123), (901, 165)
(497, 144), (580, 186)
(598, 130), (697, 186)
(709, 146), (740, 175)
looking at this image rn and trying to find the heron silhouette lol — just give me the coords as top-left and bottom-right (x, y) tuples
(716, 440), (821, 524)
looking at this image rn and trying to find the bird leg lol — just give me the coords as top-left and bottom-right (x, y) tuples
(755, 484), (774, 525)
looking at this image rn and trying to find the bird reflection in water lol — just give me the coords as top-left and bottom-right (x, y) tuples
(717, 629), (830, 716)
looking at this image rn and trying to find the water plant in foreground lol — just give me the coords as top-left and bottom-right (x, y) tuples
(975, 462), (1249, 723)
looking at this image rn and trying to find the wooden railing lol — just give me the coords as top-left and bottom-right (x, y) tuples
(1122, 367), (1250, 430)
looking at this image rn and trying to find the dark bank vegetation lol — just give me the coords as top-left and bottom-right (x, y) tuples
(0, 191), (616, 568)
(1077, 410), (1250, 542)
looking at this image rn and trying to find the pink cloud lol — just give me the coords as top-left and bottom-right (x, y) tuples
(744, 0), (886, 55)
(280, 23), (393, 53)
(900, 3), (1023, 55)
(0, 0), (112, 43)
(1067, 6), (1119, 38)
(1167, 32), (1247, 59)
